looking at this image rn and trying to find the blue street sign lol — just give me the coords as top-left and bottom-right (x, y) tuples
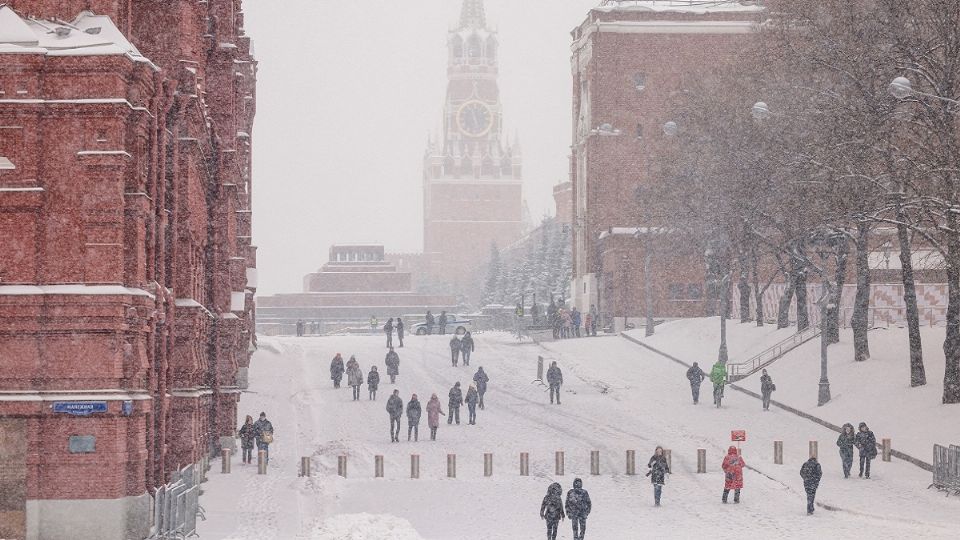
(53, 401), (108, 416)
(121, 400), (133, 416)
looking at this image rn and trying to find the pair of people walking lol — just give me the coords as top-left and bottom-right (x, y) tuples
(383, 317), (405, 348)
(837, 422), (877, 479)
(540, 478), (591, 540)
(238, 412), (274, 464)
(449, 332), (475, 367)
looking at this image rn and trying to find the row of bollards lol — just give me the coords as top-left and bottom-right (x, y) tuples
(220, 437), (896, 479)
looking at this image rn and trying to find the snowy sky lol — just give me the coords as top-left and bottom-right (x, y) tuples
(242, 0), (598, 295)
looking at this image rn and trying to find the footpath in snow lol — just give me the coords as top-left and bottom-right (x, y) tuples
(196, 331), (960, 539)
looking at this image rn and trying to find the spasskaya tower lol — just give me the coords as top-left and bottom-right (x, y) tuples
(422, 0), (523, 298)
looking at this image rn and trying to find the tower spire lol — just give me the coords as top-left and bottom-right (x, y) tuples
(459, 0), (487, 30)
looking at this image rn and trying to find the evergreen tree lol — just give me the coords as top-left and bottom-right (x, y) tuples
(480, 242), (503, 306)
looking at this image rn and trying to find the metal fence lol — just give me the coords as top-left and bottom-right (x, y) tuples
(726, 324), (821, 381)
(149, 462), (207, 539)
(930, 444), (960, 495)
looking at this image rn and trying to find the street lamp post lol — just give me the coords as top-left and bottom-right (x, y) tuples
(644, 248), (655, 337)
(889, 76), (960, 105)
(816, 282), (833, 405)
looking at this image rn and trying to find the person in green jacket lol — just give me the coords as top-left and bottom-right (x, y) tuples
(709, 361), (727, 408)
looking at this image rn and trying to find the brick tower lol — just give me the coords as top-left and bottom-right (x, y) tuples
(422, 0), (523, 299)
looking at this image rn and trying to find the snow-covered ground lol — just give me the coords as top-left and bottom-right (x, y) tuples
(630, 319), (960, 459)
(197, 331), (960, 539)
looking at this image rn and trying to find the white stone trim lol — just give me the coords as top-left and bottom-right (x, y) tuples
(573, 19), (758, 51)
(0, 389), (152, 402)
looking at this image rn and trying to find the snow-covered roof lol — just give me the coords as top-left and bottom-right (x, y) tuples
(0, 6), (158, 70)
(595, 0), (765, 14)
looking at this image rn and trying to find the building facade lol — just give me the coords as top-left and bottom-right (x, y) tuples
(422, 0), (523, 299)
(568, 1), (763, 327)
(0, 2), (256, 539)
(256, 244), (456, 335)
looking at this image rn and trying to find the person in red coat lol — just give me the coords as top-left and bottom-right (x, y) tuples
(721, 446), (745, 504)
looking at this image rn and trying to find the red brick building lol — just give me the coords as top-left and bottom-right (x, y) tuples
(568, 1), (763, 328)
(422, 0), (524, 298)
(0, 2), (256, 538)
(256, 245), (457, 335)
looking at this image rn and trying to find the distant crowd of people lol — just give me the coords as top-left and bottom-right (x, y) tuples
(547, 301), (599, 339)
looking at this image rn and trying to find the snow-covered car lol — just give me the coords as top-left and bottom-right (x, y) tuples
(412, 315), (472, 336)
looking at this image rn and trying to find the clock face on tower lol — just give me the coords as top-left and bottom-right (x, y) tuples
(456, 100), (494, 137)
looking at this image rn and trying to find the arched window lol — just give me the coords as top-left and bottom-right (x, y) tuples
(467, 35), (482, 60)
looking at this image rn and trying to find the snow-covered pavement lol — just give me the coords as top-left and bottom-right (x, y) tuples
(197, 332), (959, 539)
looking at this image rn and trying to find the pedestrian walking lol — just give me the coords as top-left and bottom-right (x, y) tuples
(721, 446), (745, 503)
(709, 360), (726, 408)
(253, 412), (274, 464)
(565, 478), (591, 540)
(238, 415), (256, 464)
(583, 312), (593, 338)
(548, 299), (559, 339)
(800, 456), (823, 515)
(384, 317), (394, 348)
(396, 317), (405, 348)
(465, 384), (479, 425)
(367, 366), (380, 401)
(346, 356), (363, 401)
(646, 446), (671, 506)
(540, 482), (565, 540)
(686, 362), (707, 404)
(295, 319), (304, 337)
(760, 369), (776, 411)
(473, 367), (489, 409)
(330, 353), (345, 388)
(547, 361), (563, 404)
(572, 308), (582, 338)
(460, 331), (475, 366)
(836, 422), (856, 478)
(386, 389), (403, 442)
(448, 382), (463, 425)
(561, 309), (572, 339)
(426, 393), (445, 440)
(589, 304), (599, 336)
(439, 310), (448, 335)
(854, 422), (877, 479)
(385, 347), (400, 384)
(449, 335), (462, 367)
(425, 310), (435, 335)
(406, 394), (421, 442)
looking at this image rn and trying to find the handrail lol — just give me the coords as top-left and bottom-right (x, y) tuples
(726, 324), (821, 381)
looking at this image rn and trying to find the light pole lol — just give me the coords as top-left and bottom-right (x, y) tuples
(816, 281), (833, 405)
(889, 76), (960, 105)
(644, 248), (655, 337)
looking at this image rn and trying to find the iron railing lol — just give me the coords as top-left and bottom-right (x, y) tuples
(930, 444), (960, 495)
(726, 324), (821, 381)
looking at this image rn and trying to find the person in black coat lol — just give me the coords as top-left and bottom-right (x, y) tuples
(386, 389), (404, 443)
(447, 382), (463, 425)
(473, 367), (489, 409)
(406, 393), (421, 442)
(646, 446), (671, 506)
(438, 311), (448, 335)
(760, 369), (776, 411)
(547, 361), (563, 404)
(330, 353), (345, 388)
(425, 310), (435, 335)
(367, 366), (380, 401)
(396, 318), (405, 348)
(836, 423), (856, 478)
(540, 482), (565, 540)
(854, 422), (878, 478)
(565, 478), (591, 540)
(384, 318), (394, 348)
(686, 362), (706, 404)
(460, 332), (475, 366)
(800, 456), (823, 514)
(385, 348), (400, 384)
(449, 335), (462, 367)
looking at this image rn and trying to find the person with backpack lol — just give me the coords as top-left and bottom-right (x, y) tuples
(330, 353), (345, 388)
(686, 362), (706, 404)
(367, 365), (380, 401)
(238, 415), (256, 464)
(386, 389), (404, 443)
(721, 446), (745, 503)
(854, 422), (878, 478)
(800, 455), (823, 515)
(426, 393), (445, 440)
(540, 482), (565, 540)
(836, 422), (856, 478)
(465, 384), (480, 425)
(709, 360), (727, 408)
(460, 331), (475, 366)
(385, 347), (400, 384)
(346, 356), (363, 401)
(547, 361), (563, 404)
(565, 478), (591, 540)
(473, 367), (489, 409)
(646, 446), (671, 506)
(396, 317), (405, 348)
(449, 335), (462, 367)
(384, 317), (394, 348)
(760, 369), (776, 411)
(253, 412), (274, 464)
(447, 382), (463, 425)
(406, 394), (421, 442)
